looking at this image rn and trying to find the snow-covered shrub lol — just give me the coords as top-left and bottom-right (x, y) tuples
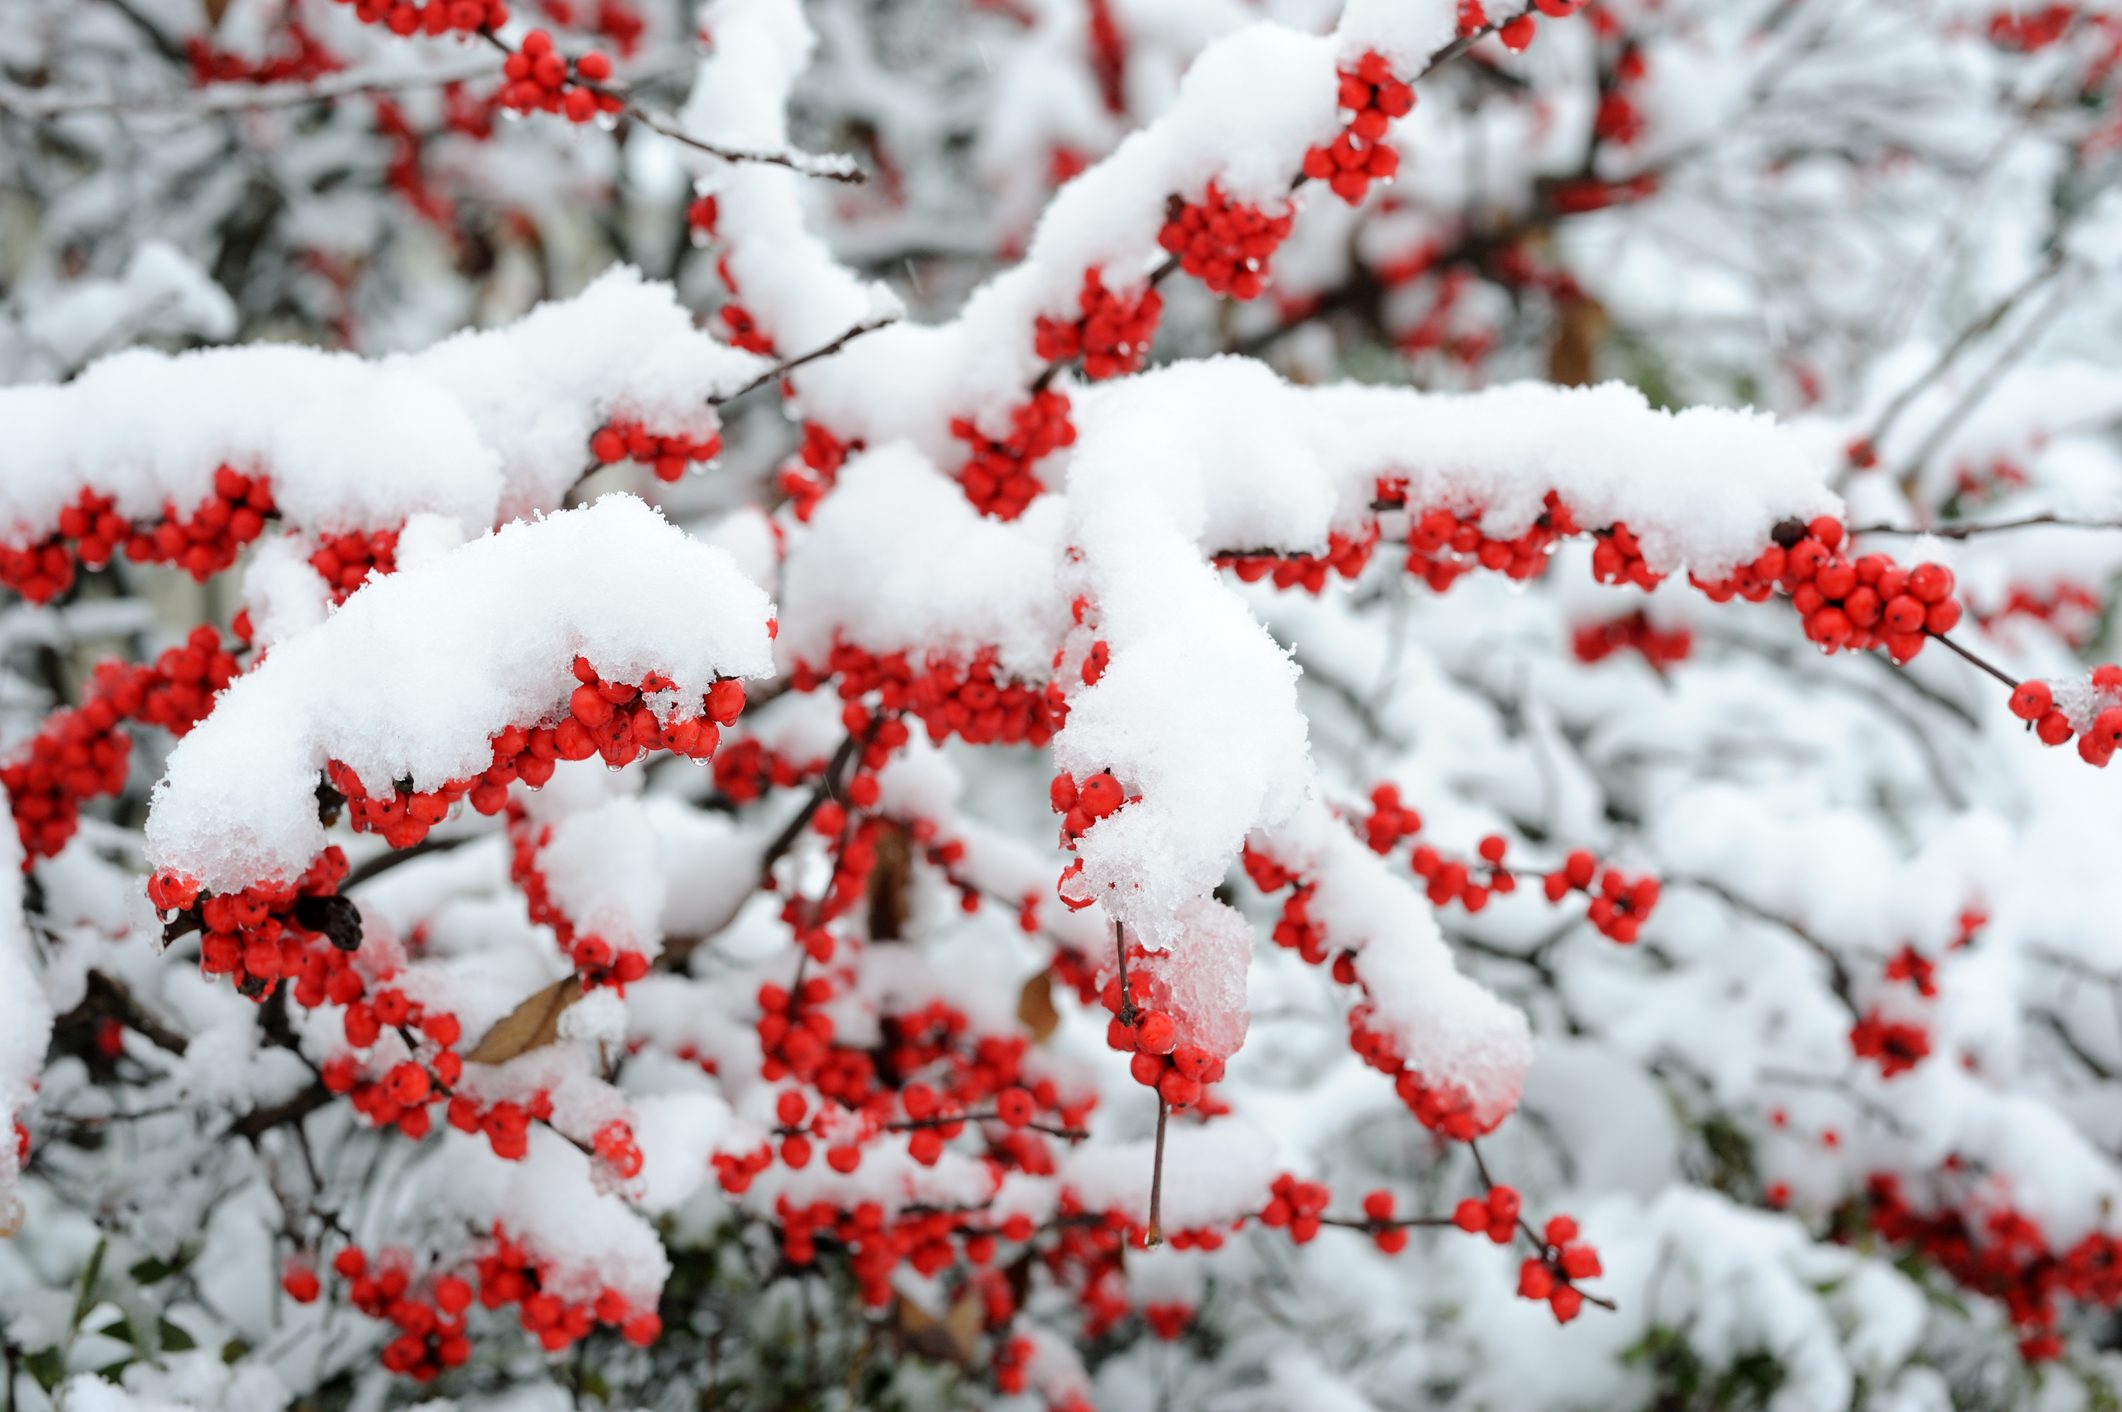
(5, 0), (2122, 1407)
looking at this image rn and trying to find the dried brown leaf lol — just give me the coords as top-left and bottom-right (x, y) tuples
(1017, 968), (1059, 1044)
(465, 977), (583, 1065)
(894, 1288), (985, 1366)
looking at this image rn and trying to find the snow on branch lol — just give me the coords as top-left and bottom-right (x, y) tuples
(680, 0), (1475, 492)
(145, 495), (774, 894)
(1057, 361), (1838, 946)
(0, 268), (760, 601)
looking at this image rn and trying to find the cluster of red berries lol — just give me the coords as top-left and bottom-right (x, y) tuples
(756, 975), (846, 1092)
(1452, 1184), (1522, 1244)
(1885, 944), (1938, 997)
(711, 255), (779, 354)
(776, 1199), (1023, 1309)
(589, 418), (723, 483)
(151, 847), (353, 998)
(1391, 268), (1496, 367)
(592, 1117), (644, 1178)
(329, 658), (742, 847)
(1514, 1214), (1602, 1323)
(1084, 0), (1127, 113)
(1, 468), (275, 603)
(711, 734), (824, 804)
(1411, 833), (1520, 913)
(1459, 0), (1583, 51)
(132, 467), (277, 579)
(374, 98), (460, 230)
(1096, 959), (1223, 1111)
(186, 24), (342, 85)
(309, 527), (400, 603)
(1356, 1187), (1413, 1254)
(1862, 1173), (2122, 1361)
(951, 389), (1076, 519)
(1258, 1172), (1334, 1244)
(792, 641), (1063, 748)
(1033, 268), (1162, 380)
(320, 1246), (475, 1381)
(5, 626), (241, 859)
(319, 992), (464, 1137)
(1542, 849), (1660, 944)
(1692, 517), (1960, 663)
(1549, 173), (1664, 216)
(1392, 488), (1580, 592)
(539, 0), (645, 54)
(1303, 52), (1412, 205)
(1051, 770), (1132, 913)
(498, 31), (620, 124)
(1850, 1010), (1932, 1079)
(1592, 44), (1651, 146)
(719, 300), (775, 355)
(1051, 770), (1126, 841)
(1242, 843), (1497, 1137)
(332, 0), (507, 37)
(1354, 787), (1659, 940)
(776, 422), (856, 521)
(1571, 611), (1694, 669)
(446, 1090), (546, 1161)
(1588, 522), (1662, 591)
(797, 802), (884, 939)
(1977, 582), (2102, 648)
(1216, 526), (1378, 593)
(1, 490), (126, 602)
(477, 1225), (662, 1348)
(324, 1228), (660, 1378)
(1987, 5), (2079, 51)
(1361, 782), (1423, 854)
(1156, 184), (1294, 300)
(1262, 878), (1332, 966)
(1348, 1004), (1493, 1139)
(2007, 667), (2122, 766)
(507, 806), (652, 988)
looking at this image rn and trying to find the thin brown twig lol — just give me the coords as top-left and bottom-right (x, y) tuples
(1145, 1098), (1169, 1248)
(1849, 512), (2122, 539)
(1848, 249), (2067, 462)
(1924, 629), (2019, 689)
(471, 27), (863, 183)
(709, 313), (900, 406)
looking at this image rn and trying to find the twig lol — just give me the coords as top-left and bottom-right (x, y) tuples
(1924, 629), (2019, 690)
(343, 834), (467, 891)
(625, 108), (864, 184)
(1892, 268), (2079, 487)
(1849, 512), (2122, 539)
(464, 26), (862, 183)
(756, 726), (869, 885)
(1468, 1137), (1617, 1311)
(1848, 249), (2067, 463)
(1145, 1098), (1169, 1248)
(708, 313), (900, 406)
(0, 58), (494, 118)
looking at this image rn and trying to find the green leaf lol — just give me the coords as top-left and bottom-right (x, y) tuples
(128, 1248), (196, 1286)
(70, 1235), (109, 1338)
(22, 1346), (65, 1392)
(159, 1317), (197, 1353)
(90, 1311), (139, 1347)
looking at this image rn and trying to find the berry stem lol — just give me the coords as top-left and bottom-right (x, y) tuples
(1146, 1095), (1169, 1248)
